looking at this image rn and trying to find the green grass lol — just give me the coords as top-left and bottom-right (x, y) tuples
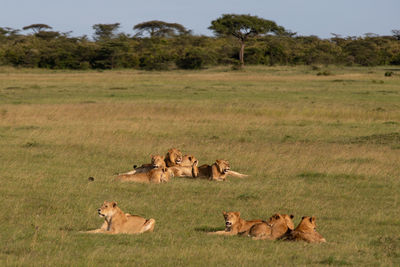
(0, 65), (399, 266)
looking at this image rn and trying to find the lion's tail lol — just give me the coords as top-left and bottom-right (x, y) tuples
(116, 170), (136, 176)
(141, 218), (156, 233)
(228, 170), (249, 178)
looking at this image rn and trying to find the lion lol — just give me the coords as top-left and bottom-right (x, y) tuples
(286, 216), (326, 243)
(180, 154), (198, 167)
(249, 213), (294, 240)
(118, 155), (166, 176)
(208, 211), (263, 236)
(117, 167), (170, 184)
(165, 148), (183, 167)
(167, 155), (199, 178)
(84, 201), (155, 234)
(198, 160), (230, 181)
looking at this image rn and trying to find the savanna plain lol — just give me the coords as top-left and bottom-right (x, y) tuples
(0, 66), (399, 266)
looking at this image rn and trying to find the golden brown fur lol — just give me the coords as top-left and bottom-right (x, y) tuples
(249, 213), (294, 240)
(118, 155), (166, 176)
(208, 211), (263, 236)
(198, 159), (230, 181)
(167, 155), (199, 178)
(165, 148), (183, 167)
(117, 167), (170, 184)
(84, 201), (155, 234)
(180, 154), (198, 167)
(287, 216), (326, 243)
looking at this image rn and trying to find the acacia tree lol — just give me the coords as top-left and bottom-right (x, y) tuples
(133, 20), (190, 37)
(209, 14), (285, 66)
(22, 24), (52, 34)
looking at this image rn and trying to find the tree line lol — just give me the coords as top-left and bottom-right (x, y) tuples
(0, 15), (399, 70)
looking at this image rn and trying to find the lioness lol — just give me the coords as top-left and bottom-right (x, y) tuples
(287, 216), (326, 243)
(117, 167), (170, 184)
(180, 154), (198, 167)
(165, 148), (183, 167)
(85, 201), (155, 234)
(118, 155), (166, 176)
(208, 211), (263, 236)
(167, 155), (199, 178)
(198, 159), (230, 181)
(249, 213), (294, 240)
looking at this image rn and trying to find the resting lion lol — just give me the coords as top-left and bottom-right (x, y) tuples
(198, 160), (248, 181)
(249, 213), (294, 240)
(165, 148), (183, 167)
(286, 216), (326, 243)
(167, 155), (199, 178)
(84, 201), (155, 234)
(118, 155), (166, 176)
(208, 211), (263, 236)
(117, 167), (170, 184)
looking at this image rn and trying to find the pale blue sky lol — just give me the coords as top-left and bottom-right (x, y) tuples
(1, 0), (399, 38)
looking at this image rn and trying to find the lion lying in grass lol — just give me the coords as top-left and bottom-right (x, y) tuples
(198, 160), (248, 181)
(84, 201), (155, 234)
(117, 167), (170, 183)
(208, 211), (263, 235)
(118, 154), (166, 176)
(286, 216), (326, 243)
(249, 213), (294, 240)
(167, 155), (199, 178)
(165, 148), (183, 167)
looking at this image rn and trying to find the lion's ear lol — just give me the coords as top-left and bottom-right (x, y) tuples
(112, 202), (117, 207)
(311, 216), (316, 222)
(222, 211), (227, 215)
(301, 216), (306, 220)
(235, 212), (240, 217)
(309, 217), (314, 223)
(188, 156), (192, 161)
(290, 214), (294, 219)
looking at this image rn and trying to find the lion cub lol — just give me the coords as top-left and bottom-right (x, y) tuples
(208, 211), (263, 236)
(117, 167), (170, 183)
(249, 213), (294, 240)
(85, 201), (155, 234)
(286, 216), (326, 243)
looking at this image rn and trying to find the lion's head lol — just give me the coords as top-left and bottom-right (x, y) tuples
(266, 213), (286, 227)
(151, 155), (165, 168)
(282, 214), (295, 230)
(215, 159), (230, 174)
(181, 155), (199, 167)
(166, 148), (183, 166)
(297, 216), (317, 232)
(223, 211), (240, 231)
(98, 201), (118, 218)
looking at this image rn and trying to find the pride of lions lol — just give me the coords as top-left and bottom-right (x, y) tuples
(84, 148), (326, 243)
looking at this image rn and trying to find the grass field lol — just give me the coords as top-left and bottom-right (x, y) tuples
(0, 65), (399, 266)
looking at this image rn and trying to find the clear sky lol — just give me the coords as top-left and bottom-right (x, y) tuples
(1, 0), (399, 38)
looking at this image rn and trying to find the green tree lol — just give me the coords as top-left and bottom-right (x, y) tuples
(22, 24), (52, 34)
(92, 23), (120, 41)
(133, 20), (190, 38)
(209, 14), (285, 66)
(392, 29), (400, 40)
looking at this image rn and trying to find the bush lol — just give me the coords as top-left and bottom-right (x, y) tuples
(175, 48), (205, 69)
